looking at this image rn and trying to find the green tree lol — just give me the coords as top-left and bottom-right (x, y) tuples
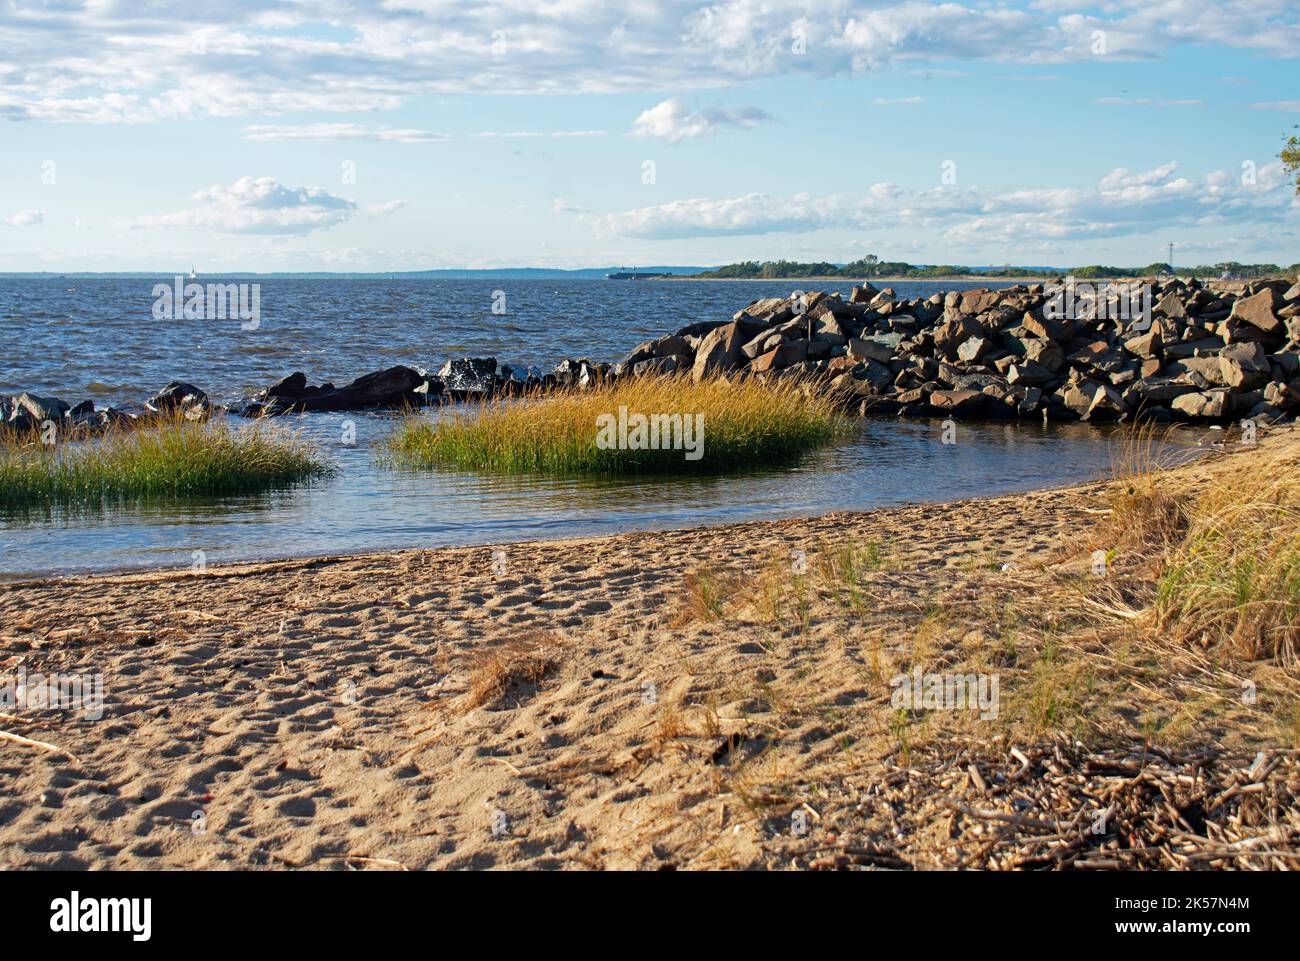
(1283, 127), (1300, 195)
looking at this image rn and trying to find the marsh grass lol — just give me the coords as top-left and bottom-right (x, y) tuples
(0, 415), (330, 510)
(385, 374), (851, 476)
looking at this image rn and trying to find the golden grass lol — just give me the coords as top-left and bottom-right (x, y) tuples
(464, 636), (560, 710)
(385, 373), (852, 476)
(0, 414), (330, 510)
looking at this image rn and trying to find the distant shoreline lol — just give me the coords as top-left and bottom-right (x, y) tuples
(663, 275), (1058, 284)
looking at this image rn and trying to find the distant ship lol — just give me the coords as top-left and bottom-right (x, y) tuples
(606, 268), (670, 280)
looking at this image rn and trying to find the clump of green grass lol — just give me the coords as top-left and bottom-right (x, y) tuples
(0, 417), (331, 509)
(385, 374), (852, 475)
(1154, 462), (1300, 665)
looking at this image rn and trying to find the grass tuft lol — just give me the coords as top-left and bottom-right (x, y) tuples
(0, 416), (331, 510)
(1153, 461), (1300, 664)
(464, 637), (560, 710)
(385, 374), (852, 476)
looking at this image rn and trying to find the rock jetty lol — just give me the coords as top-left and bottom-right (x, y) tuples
(611, 277), (1300, 423)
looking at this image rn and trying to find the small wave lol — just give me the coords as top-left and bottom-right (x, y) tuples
(238, 344), (290, 355)
(86, 381), (142, 395)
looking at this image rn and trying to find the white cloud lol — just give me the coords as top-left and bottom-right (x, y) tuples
(0, 3), (1295, 122)
(1251, 101), (1300, 112)
(590, 161), (1298, 245)
(3, 209), (44, 227)
(132, 177), (357, 235)
(592, 192), (854, 238)
(242, 124), (448, 143)
(631, 97), (772, 143)
(873, 97), (925, 106)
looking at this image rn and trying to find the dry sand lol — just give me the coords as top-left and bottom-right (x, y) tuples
(2, 427), (1297, 870)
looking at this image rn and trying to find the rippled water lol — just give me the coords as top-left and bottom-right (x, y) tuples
(0, 277), (1006, 407)
(0, 277), (1135, 576)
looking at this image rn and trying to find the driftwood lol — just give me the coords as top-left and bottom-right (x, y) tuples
(803, 740), (1300, 870)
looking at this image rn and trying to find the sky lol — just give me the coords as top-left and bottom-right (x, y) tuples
(0, 0), (1297, 272)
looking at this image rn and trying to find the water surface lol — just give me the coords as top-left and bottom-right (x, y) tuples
(0, 277), (1132, 576)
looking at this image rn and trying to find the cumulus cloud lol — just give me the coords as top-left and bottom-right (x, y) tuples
(132, 177), (357, 235)
(590, 161), (1298, 245)
(5, 2), (1290, 122)
(3, 209), (44, 227)
(631, 97), (773, 143)
(242, 124), (448, 143)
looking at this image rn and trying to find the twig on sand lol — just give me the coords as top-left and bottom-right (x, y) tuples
(345, 854), (409, 871)
(0, 727), (79, 764)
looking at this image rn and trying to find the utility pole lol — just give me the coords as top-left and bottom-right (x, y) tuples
(1167, 242), (1174, 274)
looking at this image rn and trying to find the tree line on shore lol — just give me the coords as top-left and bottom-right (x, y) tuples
(695, 258), (1300, 281)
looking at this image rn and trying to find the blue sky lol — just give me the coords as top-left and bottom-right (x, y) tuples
(0, 0), (1297, 271)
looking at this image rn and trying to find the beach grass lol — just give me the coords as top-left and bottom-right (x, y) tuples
(1082, 424), (1300, 666)
(385, 374), (852, 476)
(0, 416), (331, 509)
(1152, 451), (1300, 664)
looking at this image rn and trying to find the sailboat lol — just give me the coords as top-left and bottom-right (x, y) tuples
(189, 265), (197, 280)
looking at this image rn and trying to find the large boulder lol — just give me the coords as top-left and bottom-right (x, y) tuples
(253, 366), (428, 413)
(847, 337), (894, 364)
(933, 314), (982, 360)
(10, 392), (69, 424)
(439, 358), (497, 393)
(1218, 341), (1271, 389)
(751, 339), (808, 374)
(1229, 289), (1283, 335)
(1172, 389), (1233, 420)
(929, 389), (986, 416)
(692, 318), (766, 381)
(149, 381), (209, 416)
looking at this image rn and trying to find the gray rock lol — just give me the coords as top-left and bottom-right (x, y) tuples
(439, 358), (497, 393)
(149, 381), (208, 413)
(1218, 341), (1271, 389)
(10, 392), (69, 424)
(1007, 361), (1053, 387)
(847, 337), (894, 364)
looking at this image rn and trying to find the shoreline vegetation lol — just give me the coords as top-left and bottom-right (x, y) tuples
(2, 423), (1297, 869)
(385, 376), (850, 476)
(0, 416), (330, 510)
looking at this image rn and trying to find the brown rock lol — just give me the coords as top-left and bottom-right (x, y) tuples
(1229, 288), (1283, 335)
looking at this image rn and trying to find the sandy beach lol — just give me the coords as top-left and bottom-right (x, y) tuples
(3, 426), (1298, 870)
